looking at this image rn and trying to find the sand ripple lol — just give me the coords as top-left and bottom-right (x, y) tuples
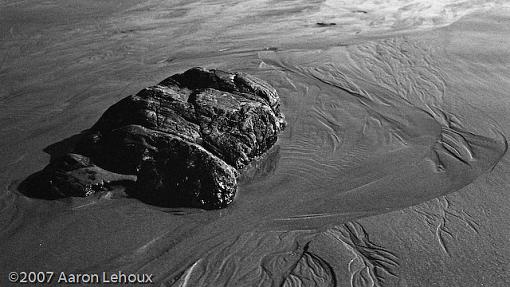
(1, 1), (510, 286)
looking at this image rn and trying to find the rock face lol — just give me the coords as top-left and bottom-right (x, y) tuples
(23, 67), (285, 209)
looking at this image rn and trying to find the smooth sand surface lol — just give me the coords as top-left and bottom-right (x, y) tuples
(1, 1), (509, 286)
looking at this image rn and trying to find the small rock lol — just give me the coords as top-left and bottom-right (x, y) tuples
(22, 153), (136, 198)
(316, 22), (337, 27)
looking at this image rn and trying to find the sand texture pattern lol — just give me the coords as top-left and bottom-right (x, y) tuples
(1, 0), (510, 286)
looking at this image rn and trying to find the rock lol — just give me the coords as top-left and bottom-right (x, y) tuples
(22, 67), (286, 209)
(190, 88), (282, 168)
(82, 124), (238, 209)
(81, 67), (285, 171)
(162, 67), (286, 168)
(21, 153), (136, 199)
(163, 67), (238, 93)
(316, 22), (337, 27)
(239, 145), (280, 185)
(162, 67), (285, 116)
(88, 85), (201, 142)
(134, 128), (238, 209)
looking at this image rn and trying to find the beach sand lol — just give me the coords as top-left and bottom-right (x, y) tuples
(1, 1), (509, 286)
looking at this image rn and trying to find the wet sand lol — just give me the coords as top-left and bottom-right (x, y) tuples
(1, 1), (510, 286)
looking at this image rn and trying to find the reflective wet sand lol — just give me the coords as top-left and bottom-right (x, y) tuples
(1, 1), (510, 286)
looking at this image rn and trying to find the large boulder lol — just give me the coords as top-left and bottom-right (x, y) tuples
(22, 67), (286, 209)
